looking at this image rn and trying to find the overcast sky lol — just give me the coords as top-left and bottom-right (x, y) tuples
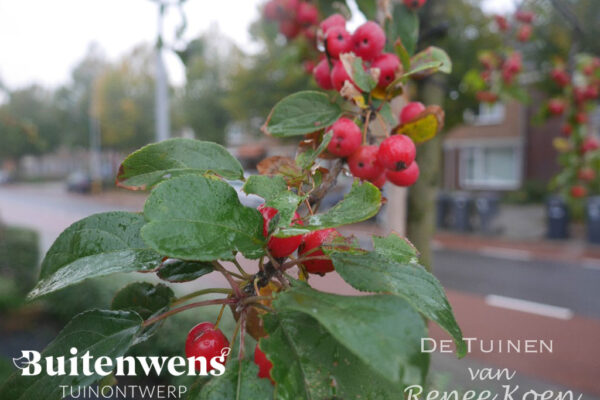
(0, 0), (516, 90)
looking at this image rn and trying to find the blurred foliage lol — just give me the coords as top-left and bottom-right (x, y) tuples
(502, 180), (550, 204)
(0, 226), (39, 311)
(222, 20), (314, 136)
(92, 46), (156, 149)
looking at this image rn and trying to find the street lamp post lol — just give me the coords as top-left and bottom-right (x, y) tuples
(155, 2), (171, 142)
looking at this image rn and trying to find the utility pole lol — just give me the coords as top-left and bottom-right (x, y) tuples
(155, 2), (171, 142)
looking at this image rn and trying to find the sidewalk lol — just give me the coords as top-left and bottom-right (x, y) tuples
(434, 231), (600, 266)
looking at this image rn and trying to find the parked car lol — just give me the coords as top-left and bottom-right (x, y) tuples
(66, 171), (92, 193)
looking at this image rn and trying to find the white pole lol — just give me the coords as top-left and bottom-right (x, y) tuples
(155, 3), (170, 142)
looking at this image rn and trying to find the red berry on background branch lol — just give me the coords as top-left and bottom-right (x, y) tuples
(548, 98), (566, 116)
(561, 124), (573, 137)
(330, 60), (355, 91)
(326, 117), (362, 157)
(517, 24), (532, 42)
(515, 10), (535, 24)
(319, 13), (346, 33)
(371, 53), (401, 89)
(185, 322), (230, 372)
(386, 161), (420, 187)
(297, 2), (318, 27)
(348, 145), (384, 180)
(578, 167), (596, 182)
(352, 21), (386, 61)
(570, 185), (587, 199)
(581, 136), (599, 153)
(550, 68), (570, 87)
(400, 101), (426, 124)
(313, 58), (333, 90)
(298, 228), (341, 274)
(377, 134), (417, 171)
(254, 343), (274, 384)
(325, 26), (352, 59)
(258, 205), (304, 258)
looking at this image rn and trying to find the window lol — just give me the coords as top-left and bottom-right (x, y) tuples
(460, 145), (521, 189)
(475, 102), (506, 125)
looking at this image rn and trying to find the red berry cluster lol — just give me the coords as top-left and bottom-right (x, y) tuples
(494, 9), (534, 42)
(312, 16), (400, 92)
(263, 0), (319, 40)
(325, 102), (425, 189)
(546, 56), (600, 199)
(258, 205), (340, 275)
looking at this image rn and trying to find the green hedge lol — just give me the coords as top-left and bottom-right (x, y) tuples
(0, 226), (39, 310)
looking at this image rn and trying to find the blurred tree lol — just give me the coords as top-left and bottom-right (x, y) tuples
(223, 19), (313, 136)
(92, 46), (156, 150)
(176, 27), (241, 144)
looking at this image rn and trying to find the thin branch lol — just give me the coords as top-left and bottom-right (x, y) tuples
(231, 257), (251, 278)
(142, 298), (235, 327)
(212, 261), (242, 297)
(171, 288), (233, 307)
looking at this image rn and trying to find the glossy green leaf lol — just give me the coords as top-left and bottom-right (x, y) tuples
(142, 175), (265, 261)
(295, 131), (332, 170)
(411, 46), (452, 75)
(342, 54), (377, 92)
(157, 259), (214, 283)
(111, 282), (174, 319)
(277, 180), (381, 236)
(116, 138), (244, 190)
(262, 312), (407, 399)
(265, 192), (304, 231)
(0, 310), (143, 400)
(386, 4), (419, 56)
(29, 212), (162, 299)
(263, 91), (342, 137)
(196, 359), (274, 400)
(394, 39), (411, 72)
(329, 248), (466, 357)
(372, 232), (419, 264)
(242, 175), (287, 200)
(273, 284), (428, 383)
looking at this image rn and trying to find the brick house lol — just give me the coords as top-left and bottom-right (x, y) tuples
(442, 98), (565, 192)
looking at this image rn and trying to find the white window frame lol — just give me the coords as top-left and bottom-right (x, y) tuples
(459, 142), (522, 190)
(473, 102), (506, 126)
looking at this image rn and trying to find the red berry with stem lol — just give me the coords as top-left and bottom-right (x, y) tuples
(298, 228), (340, 274)
(258, 205), (304, 258)
(571, 185), (587, 199)
(319, 13), (346, 33)
(330, 60), (355, 91)
(326, 117), (362, 157)
(377, 134), (416, 171)
(254, 343), (274, 384)
(352, 21), (386, 61)
(185, 322), (230, 372)
(403, 0), (426, 10)
(386, 161), (420, 187)
(297, 2), (318, 27)
(348, 145), (384, 180)
(313, 58), (333, 90)
(400, 101), (426, 124)
(325, 26), (352, 59)
(371, 53), (400, 88)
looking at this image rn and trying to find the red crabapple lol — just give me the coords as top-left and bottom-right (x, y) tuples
(258, 205), (304, 258)
(320, 13), (346, 33)
(352, 21), (386, 61)
(386, 161), (420, 187)
(371, 53), (400, 88)
(298, 228), (341, 274)
(325, 26), (352, 59)
(348, 145), (384, 180)
(185, 322), (229, 372)
(400, 102), (426, 124)
(313, 58), (333, 90)
(377, 134), (416, 171)
(326, 117), (362, 157)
